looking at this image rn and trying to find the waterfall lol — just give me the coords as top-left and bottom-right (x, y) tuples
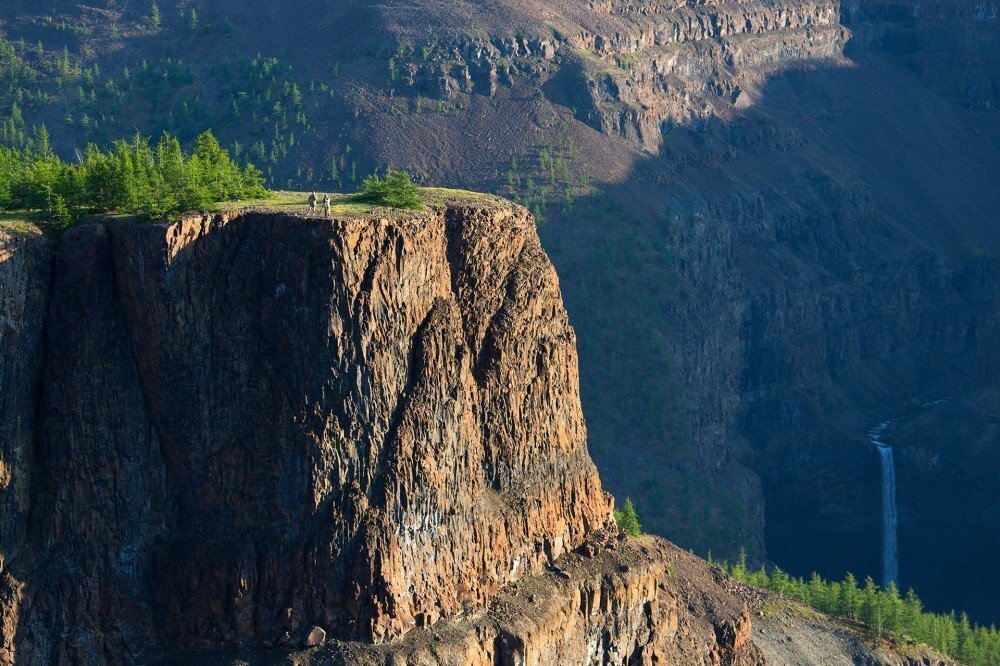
(869, 421), (899, 586)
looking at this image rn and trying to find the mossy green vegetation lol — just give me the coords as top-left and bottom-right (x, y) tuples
(723, 550), (1000, 664)
(0, 129), (267, 226)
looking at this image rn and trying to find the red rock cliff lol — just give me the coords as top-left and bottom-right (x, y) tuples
(3, 201), (953, 666)
(0, 199), (622, 661)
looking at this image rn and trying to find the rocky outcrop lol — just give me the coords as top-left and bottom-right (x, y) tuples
(0, 201), (960, 664)
(240, 537), (765, 666)
(0, 199), (618, 662)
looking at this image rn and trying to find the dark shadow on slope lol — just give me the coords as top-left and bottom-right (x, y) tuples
(561, 49), (1000, 625)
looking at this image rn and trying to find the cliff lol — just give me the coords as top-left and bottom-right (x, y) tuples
(1, 201), (951, 665)
(3, 0), (999, 620)
(0, 201), (768, 664)
(1, 197), (623, 660)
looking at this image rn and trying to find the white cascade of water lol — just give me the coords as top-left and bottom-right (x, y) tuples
(869, 421), (899, 586)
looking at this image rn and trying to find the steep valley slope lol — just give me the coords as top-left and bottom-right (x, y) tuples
(0, 0), (998, 624)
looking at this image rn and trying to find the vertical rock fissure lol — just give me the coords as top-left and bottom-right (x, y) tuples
(21, 241), (55, 565)
(442, 207), (528, 381)
(105, 222), (189, 533)
(364, 302), (434, 506)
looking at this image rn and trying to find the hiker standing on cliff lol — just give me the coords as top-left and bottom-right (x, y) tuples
(323, 193), (331, 218)
(308, 191), (317, 214)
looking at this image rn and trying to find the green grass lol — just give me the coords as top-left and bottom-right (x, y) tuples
(1, 187), (502, 232)
(421, 187), (492, 202)
(229, 187), (497, 218)
(0, 211), (44, 235)
(224, 191), (376, 217)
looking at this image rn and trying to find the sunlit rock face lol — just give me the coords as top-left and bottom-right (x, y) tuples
(1, 0), (999, 635)
(0, 201), (618, 661)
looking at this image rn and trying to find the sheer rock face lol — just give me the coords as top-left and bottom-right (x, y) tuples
(0, 201), (615, 662)
(0, 227), (49, 665)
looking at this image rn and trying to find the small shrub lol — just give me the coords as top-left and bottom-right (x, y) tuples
(354, 169), (422, 210)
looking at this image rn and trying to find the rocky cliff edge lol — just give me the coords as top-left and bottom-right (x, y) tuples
(0, 197), (946, 665)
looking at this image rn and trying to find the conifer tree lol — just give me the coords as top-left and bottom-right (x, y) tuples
(731, 548), (748, 582)
(35, 125), (51, 156)
(768, 566), (790, 595)
(884, 581), (903, 638)
(958, 612), (974, 662)
(903, 587), (923, 634)
(355, 169), (423, 210)
(860, 576), (881, 633)
(808, 572), (827, 608)
(838, 572), (860, 619)
(613, 498), (642, 537)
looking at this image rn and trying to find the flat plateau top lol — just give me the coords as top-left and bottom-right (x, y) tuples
(228, 188), (498, 219)
(0, 188), (506, 236)
(0, 212), (45, 236)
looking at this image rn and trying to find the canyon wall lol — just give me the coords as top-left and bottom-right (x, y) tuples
(359, 0), (1000, 619)
(1, 0), (998, 627)
(0, 201), (622, 662)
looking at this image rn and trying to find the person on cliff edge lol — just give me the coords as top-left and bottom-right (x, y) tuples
(323, 193), (331, 218)
(308, 191), (317, 214)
